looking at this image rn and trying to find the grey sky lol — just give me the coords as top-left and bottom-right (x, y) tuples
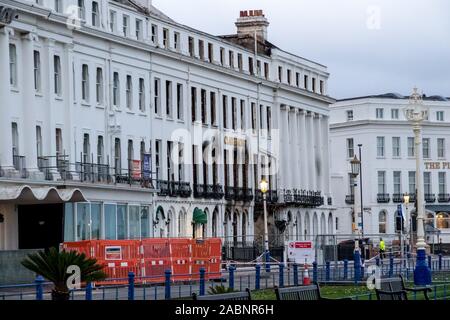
(153, 0), (450, 100)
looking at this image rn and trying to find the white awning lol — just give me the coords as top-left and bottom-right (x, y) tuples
(0, 185), (87, 204)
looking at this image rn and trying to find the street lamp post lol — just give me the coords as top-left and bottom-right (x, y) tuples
(358, 144), (364, 239)
(404, 193), (411, 254)
(260, 179), (270, 272)
(404, 87), (432, 286)
(350, 155), (361, 252)
(350, 155), (362, 281)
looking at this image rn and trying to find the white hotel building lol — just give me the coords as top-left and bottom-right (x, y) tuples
(330, 93), (450, 246)
(0, 0), (335, 257)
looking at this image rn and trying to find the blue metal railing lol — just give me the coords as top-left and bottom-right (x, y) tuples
(2, 256), (450, 300)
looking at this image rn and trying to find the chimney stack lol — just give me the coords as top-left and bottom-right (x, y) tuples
(134, 0), (152, 10)
(235, 10), (269, 41)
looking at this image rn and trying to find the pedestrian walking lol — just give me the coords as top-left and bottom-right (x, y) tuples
(379, 238), (386, 260)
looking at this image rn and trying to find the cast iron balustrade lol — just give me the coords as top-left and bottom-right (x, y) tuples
(377, 193), (391, 203)
(225, 186), (235, 201)
(193, 184), (206, 198)
(157, 180), (170, 196)
(408, 193), (417, 203)
(393, 194), (404, 203)
(204, 184), (224, 200)
(179, 182), (192, 198)
(243, 188), (254, 202)
(13, 155), (27, 178)
(235, 187), (245, 201)
(425, 193), (436, 203)
(438, 193), (450, 203)
(283, 190), (294, 204)
(345, 195), (355, 204)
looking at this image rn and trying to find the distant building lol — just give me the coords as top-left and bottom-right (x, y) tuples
(330, 93), (450, 246)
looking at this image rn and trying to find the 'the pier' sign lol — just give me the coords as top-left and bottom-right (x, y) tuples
(425, 162), (450, 170)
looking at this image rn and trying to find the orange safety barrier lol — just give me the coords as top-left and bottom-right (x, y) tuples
(208, 238), (222, 279)
(62, 240), (96, 258)
(169, 239), (191, 281)
(95, 240), (140, 261)
(140, 239), (171, 282)
(97, 259), (141, 285)
(62, 238), (223, 285)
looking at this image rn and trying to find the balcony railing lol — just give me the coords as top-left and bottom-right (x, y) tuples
(283, 189), (324, 207)
(438, 193), (450, 203)
(392, 193), (404, 203)
(202, 184), (224, 200)
(377, 193), (390, 203)
(425, 193), (436, 203)
(345, 195), (354, 205)
(225, 186), (235, 201)
(244, 188), (254, 202)
(255, 190), (278, 204)
(193, 184), (206, 198)
(157, 180), (170, 196)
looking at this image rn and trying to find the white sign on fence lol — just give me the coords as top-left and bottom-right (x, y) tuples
(287, 241), (315, 264)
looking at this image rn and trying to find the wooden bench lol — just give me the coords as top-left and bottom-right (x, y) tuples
(375, 275), (431, 300)
(275, 284), (352, 301)
(192, 288), (252, 301)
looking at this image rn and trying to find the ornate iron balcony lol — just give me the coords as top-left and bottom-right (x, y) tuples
(392, 193), (404, 203)
(377, 193), (390, 203)
(193, 184), (206, 198)
(425, 193), (436, 203)
(438, 193), (450, 203)
(243, 188), (254, 202)
(225, 186), (235, 201)
(156, 180), (170, 196)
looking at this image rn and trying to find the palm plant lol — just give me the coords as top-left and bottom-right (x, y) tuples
(22, 247), (107, 301)
(208, 285), (235, 295)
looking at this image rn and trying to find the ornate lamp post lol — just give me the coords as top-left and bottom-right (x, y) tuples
(260, 179), (270, 272)
(350, 155), (361, 250)
(404, 193), (411, 254)
(404, 88), (432, 286)
(350, 155), (362, 281)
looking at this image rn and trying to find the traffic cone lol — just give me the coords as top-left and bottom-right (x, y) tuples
(303, 264), (311, 285)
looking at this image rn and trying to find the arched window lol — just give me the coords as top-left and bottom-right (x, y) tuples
(296, 211), (302, 241)
(328, 213), (333, 235)
(242, 211), (248, 243)
(320, 213), (326, 235)
(178, 210), (186, 237)
(212, 207), (219, 237)
(304, 212), (310, 240)
(313, 213), (318, 237)
(379, 211), (387, 234)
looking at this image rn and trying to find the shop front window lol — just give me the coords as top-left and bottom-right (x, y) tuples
(117, 204), (127, 240)
(105, 204), (117, 240)
(64, 203), (75, 242)
(129, 205), (140, 239)
(76, 203), (90, 240)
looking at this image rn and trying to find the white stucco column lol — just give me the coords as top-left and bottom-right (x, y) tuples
(307, 112), (316, 191)
(322, 115), (331, 197)
(281, 105), (290, 189)
(299, 111), (308, 190)
(22, 32), (44, 179)
(292, 108), (299, 189)
(315, 114), (323, 192)
(0, 27), (14, 173)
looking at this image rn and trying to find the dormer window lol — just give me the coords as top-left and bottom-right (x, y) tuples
(163, 28), (169, 49)
(91, 1), (99, 27)
(122, 15), (129, 37)
(346, 110), (354, 121)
